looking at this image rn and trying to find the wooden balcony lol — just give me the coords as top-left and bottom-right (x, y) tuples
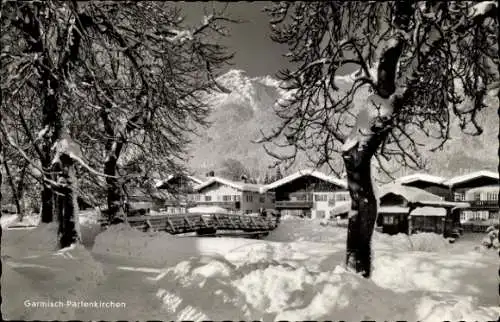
(275, 200), (314, 209)
(466, 200), (499, 208)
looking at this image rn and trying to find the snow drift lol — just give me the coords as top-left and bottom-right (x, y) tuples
(2, 226), (105, 320)
(89, 219), (499, 321)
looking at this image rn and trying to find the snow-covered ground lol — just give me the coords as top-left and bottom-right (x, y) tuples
(2, 215), (499, 320)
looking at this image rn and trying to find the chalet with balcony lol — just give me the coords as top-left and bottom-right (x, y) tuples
(396, 173), (450, 199)
(192, 176), (274, 214)
(377, 183), (469, 236)
(444, 170), (499, 225)
(153, 174), (204, 214)
(262, 169), (349, 219)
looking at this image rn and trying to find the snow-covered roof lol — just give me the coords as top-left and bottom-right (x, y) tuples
(444, 170), (499, 187)
(379, 183), (469, 209)
(194, 176), (263, 193)
(396, 173), (447, 186)
(417, 200), (470, 209)
(410, 207), (446, 217)
(465, 185), (500, 194)
(379, 183), (444, 203)
(155, 175), (204, 188)
(263, 169), (347, 192)
(378, 206), (410, 214)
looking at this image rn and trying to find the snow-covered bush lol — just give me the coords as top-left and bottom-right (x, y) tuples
(481, 227), (499, 249)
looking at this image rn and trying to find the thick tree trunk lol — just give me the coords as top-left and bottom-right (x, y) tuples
(342, 95), (397, 277)
(104, 157), (123, 222)
(56, 154), (80, 248)
(15, 163), (27, 218)
(100, 106), (125, 223)
(342, 147), (379, 278)
(2, 157), (22, 219)
(40, 183), (54, 223)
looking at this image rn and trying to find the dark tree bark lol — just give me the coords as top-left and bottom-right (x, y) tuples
(39, 55), (61, 223)
(15, 162), (28, 218)
(104, 155), (123, 221)
(15, 4), (63, 223)
(55, 154), (81, 248)
(342, 109), (395, 277)
(100, 109), (125, 222)
(2, 155), (22, 218)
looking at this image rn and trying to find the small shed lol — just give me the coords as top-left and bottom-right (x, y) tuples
(378, 206), (410, 235)
(377, 183), (469, 236)
(409, 206), (447, 234)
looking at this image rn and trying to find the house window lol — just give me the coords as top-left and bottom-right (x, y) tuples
(490, 211), (499, 220)
(222, 195), (232, 201)
(315, 194), (327, 202)
(205, 195), (212, 202)
(233, 195), (240, 201)
(259, 196), (265, 203)
(454, 193), (465, 201)
(487, 192), (498, 201)
(383, 216), (394, 225)
(335, 192), (350, 201)
(245, 195), (253, 202)
(460, 212), (466, 222)
(474, 192), (481, 201)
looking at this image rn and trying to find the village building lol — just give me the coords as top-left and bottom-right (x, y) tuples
(444, 170), (499, 225)
(396, 173), (450, 199)
(192, 176), (274, 214)
(153, 174), (204, 214)
(377, 183), (469, 236)
(262, 169), (349, 219)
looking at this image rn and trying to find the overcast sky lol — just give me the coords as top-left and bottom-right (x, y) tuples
(176, 1), (292, 77)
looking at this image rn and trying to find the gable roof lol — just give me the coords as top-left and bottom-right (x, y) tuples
(379, 183), (469, 209)
(396, 173), (447, 186)
(263, 168), (347, 192)
(465, 185), (499, 194)
(444, 170), (499, 187)
(194, 176), (263, 193)
(155, 174), (204, 189)
(379, 183), (444, 203)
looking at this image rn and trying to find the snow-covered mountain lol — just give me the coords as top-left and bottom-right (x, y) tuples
(187, 69), (293, 176)
(187, 69), (498, 178)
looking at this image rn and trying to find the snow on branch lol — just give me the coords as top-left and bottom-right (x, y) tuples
(470, 1), (497, 19)
(51, 134), (118, 179)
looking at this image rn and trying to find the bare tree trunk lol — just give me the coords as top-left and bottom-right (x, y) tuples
(104, 156), (123, 222)
(56, 154), (81, 248)
(101, 108), (125, 222)
(342, 108), (394, 277)
(342, 148), (378, 278)
(15, 162), (28, 218)
(2, 156), (22, 219)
